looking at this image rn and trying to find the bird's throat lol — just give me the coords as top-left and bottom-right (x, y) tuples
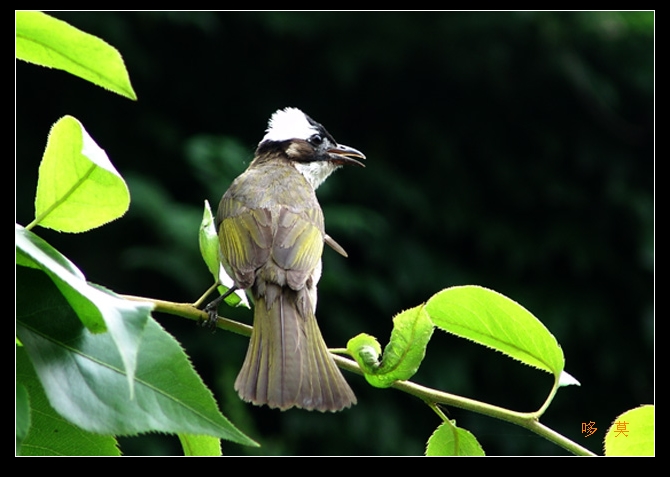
(293, 161), (340, 190)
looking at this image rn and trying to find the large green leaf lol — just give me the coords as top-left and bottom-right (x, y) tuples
(15, 11), (136, 100)
(16, 266), (256, 447)
(425, 286), (564, 376)
(16, 224), (148, 394)
(32, 116), (130, 232)
(17, 348), (121, 456)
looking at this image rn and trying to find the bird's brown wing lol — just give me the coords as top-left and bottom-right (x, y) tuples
(271, 206), (324, 291)
(217, 194), (273, 289)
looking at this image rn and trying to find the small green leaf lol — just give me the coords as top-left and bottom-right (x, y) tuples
(178, 434), (223, 456)
(16, 224), (149, 394)
(425, 286), (564, 377)
(347, 305), (434, 388)
(16, 383), (31, 454)
(17, 347), (121, 456)
(604, 405), (654, 456)
(15, 11), (136, 100)
(199, 200), (249, 308)
(347, 333), (382, 373)
(200, 200), (222, 280)
(375, 305), (434, 386)
(32, 115), (130, 232)
(16, 266), (256, 447)
(425, 421), (485, 456)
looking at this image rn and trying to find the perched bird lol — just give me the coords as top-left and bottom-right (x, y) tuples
(207, 107), (364, 411)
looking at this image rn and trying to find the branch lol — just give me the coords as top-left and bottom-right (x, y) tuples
(122, 294), (596, 456)
(123, 294), (251, 337)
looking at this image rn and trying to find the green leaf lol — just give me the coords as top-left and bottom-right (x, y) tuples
(425, 421), (485, 456)
(32, 115), (130, 232)
(198, 200), (249, 308)
(16, 224), (149, 394)
(425, 286), (564, 376)
(15, 11), (137, 100)
(347, 333), (382, 372)
(178, 434), (223, 456)
(604, 405), (654, 456)
(16, 266), (256, 447)
(377, 305), (434, 380)
(347, 305), (434, 388)
(17, 348), (121, 456)
(16, 383), (31, 454)
(200, 199), (222, 280)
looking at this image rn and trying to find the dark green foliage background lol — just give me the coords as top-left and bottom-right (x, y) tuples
(16, 11), (653, 455)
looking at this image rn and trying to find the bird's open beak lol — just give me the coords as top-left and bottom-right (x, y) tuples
(327, 144), (366, 167)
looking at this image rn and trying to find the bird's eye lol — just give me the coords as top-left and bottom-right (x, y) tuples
(309, 134), (323, 146)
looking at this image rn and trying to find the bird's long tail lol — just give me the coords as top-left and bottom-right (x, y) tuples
(234, 283), (356, 412)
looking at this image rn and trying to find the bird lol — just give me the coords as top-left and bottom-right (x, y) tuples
(205, 107), (364, 412)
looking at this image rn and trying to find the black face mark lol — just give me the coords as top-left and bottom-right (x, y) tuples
(304, 114), (338, 147)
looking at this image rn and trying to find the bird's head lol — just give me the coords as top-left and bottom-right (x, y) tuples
(255, 107), (365, 189)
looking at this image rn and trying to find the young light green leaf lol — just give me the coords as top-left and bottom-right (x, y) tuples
(15, 11), (137, 100)
(16, 267), (257, 447)
(32, 115), (130, 232)
(200, 200), (222, 280)
(17, 224), (149, 395)
(347, 305), (434, 388)
(374, 305), (434, 386)
(178, 434), (223, 456)
(425, 421), (485, 456)
(17, 348), (121, 456)
(604, 405), (654, 456)
(347, 333), (382, 374)
(199, 200), (249, 308)
(425, 286), (564, 377)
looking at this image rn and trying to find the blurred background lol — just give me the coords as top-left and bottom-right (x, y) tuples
(16, 11), (653, 455)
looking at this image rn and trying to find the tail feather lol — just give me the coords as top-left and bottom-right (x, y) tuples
(234, 285), (356, 412)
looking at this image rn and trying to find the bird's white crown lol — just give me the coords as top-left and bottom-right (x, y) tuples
(261, 107), (319, 143)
